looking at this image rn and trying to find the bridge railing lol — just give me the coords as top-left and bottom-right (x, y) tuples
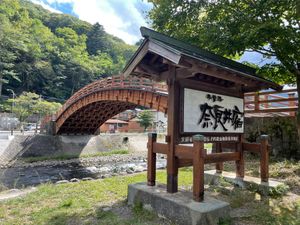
(244, 88), (298, 117)
(54, 75), (168, 120)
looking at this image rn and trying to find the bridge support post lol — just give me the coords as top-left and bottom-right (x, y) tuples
(166, 65), (179, 193)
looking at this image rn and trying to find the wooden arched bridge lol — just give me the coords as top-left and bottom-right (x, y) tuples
(51, 75), (168, 134)
(45, 75), (297, 135)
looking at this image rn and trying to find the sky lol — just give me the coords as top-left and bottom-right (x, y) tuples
(30, 0), (276, 65)
(31, 0), (153, 45)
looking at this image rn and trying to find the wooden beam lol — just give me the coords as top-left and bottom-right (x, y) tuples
(176, 68), (195, 80)
(123, 41), (149, 77)
(242, 142), (261, 153)
(180, 78), (243, 98)
(153, 142), (168, 154)
(138, 62), (162, 76)
(178, 158), (193, 167)
(180, 56), (259, 87)
(175, 145), (193, 159)
(149, 41), (181, 64)
(204, 152), (240, 164)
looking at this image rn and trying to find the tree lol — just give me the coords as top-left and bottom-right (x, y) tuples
(7, 92), (61, 122)
(0, 0), (136, 100)
(148, 0), (300, 149)
(137, 110), (154, 131)
(0, 13), (20, 97)
(87, 22), (108, 55)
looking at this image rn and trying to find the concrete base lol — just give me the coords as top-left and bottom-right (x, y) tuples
(204, 170), (285, 195)
(128, 182), (230, 225)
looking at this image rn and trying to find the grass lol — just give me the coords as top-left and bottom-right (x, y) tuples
(22, 149), (129, 163)
(0, 157), (299, 225)
(0, 171), (188, 225)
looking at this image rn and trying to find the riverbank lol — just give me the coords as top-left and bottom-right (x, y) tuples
(0, 151), (167, 189)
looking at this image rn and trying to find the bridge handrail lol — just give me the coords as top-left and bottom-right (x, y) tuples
(244, 88), (298, 116)
(54, 75), (167, 120)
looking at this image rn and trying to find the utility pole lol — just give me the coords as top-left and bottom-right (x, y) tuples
(7, 89), (15, 135)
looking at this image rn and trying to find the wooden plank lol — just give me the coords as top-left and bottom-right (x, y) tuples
(178, 158), (193, 167)
(153, 143), (168, 154)
(204, 152), (240, 164)
(220, 142), (236, 150)
(175, 145), (193, 159)
(242, 142), (261, 153)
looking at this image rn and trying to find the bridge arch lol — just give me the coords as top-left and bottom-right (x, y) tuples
(54, 76), (168, 134)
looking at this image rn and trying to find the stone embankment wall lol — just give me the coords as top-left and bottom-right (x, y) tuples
(0, 133), (152, 163)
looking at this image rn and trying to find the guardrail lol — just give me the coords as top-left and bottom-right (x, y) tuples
(244, 88), (298, 116)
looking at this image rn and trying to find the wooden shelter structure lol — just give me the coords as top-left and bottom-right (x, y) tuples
(123, 27), (282, 202)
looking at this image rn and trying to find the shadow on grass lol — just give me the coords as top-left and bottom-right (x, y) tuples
(45, 200), (172, 225)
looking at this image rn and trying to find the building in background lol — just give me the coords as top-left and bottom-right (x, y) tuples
(99, 109), (167, 133)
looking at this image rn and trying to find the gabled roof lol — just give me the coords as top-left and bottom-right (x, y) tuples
(140, 27), (256, 76)
(123, 27), (282, 92)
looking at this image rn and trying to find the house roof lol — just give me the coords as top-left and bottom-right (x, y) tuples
(104, 119), (128, 124)
(123, 27), (282, 93)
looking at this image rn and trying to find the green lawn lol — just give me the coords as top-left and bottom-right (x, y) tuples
(0, 159), (300, 225)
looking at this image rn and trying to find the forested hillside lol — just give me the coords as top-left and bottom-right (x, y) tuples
(0, 0), (137, 101)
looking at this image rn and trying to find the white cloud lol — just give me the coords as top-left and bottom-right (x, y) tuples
(32, 0), (152, 44)
(31, 0), (62, 13)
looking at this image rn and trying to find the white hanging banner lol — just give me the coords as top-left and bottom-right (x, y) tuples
(183, 88), (244, 133)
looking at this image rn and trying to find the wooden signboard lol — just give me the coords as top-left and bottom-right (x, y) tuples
(183, 88), (244, 134)
(180, 88), (244, 143)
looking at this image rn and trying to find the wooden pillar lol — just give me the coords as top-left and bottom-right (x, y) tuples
(254, 92), (259, 112)
(215, 143), (223, 173)
(166, 65), (179, 193)
(236, 135), (244, 178)
(260, 135), (269, 182)
(147, 133), (157, 186)
(193, 135), (205, 202)
(288, 93), (296, 116)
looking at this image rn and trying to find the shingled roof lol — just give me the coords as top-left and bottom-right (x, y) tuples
(123, 27), (282, 92)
